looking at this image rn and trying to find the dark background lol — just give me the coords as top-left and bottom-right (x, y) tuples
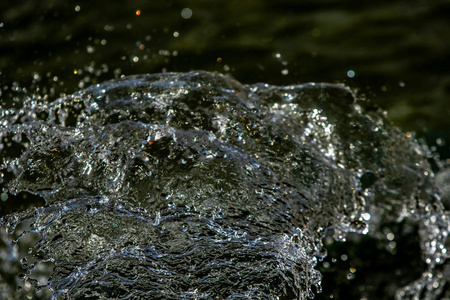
(1, 0), (450, 141)
(1, 0), (449, 299)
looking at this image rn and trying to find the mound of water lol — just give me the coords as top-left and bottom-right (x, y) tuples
(0, 71), (448, 299)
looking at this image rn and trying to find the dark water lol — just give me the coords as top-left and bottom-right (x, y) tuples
(1, 71), (449, 299)
(1, 0), (450, 299)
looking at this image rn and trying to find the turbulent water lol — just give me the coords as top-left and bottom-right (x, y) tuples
(0, 71), (449, 299)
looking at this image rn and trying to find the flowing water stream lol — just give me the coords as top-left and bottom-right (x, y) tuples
(0, 71), (449, 299)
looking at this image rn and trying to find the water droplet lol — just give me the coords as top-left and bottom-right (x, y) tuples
(347, 70), (355, 78)
(361, 212), (371, 221)
(387, 233), (395, 241)
(1, 193), (8, 201)
(181, 8), (193, 19)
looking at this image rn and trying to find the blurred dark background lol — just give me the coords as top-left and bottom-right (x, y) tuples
(1, 0), (450, 141)
(1, 0), (450, 299)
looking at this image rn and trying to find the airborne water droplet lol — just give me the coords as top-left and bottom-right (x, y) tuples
(1, 192), (8, 201)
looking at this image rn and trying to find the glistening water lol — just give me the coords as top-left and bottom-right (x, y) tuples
(0, 71), (449, 299)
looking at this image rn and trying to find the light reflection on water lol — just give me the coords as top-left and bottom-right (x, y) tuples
(0, 71), (448, 299)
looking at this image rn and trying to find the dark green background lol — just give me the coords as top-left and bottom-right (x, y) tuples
(1, 0), (450, 142)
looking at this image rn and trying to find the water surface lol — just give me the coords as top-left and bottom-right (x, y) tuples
(1, 71), (449, 299)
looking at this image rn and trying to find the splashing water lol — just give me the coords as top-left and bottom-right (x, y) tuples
(0, 71), (448, 299)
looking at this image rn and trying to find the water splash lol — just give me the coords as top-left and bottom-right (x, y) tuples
(0, 71), (448, 299)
